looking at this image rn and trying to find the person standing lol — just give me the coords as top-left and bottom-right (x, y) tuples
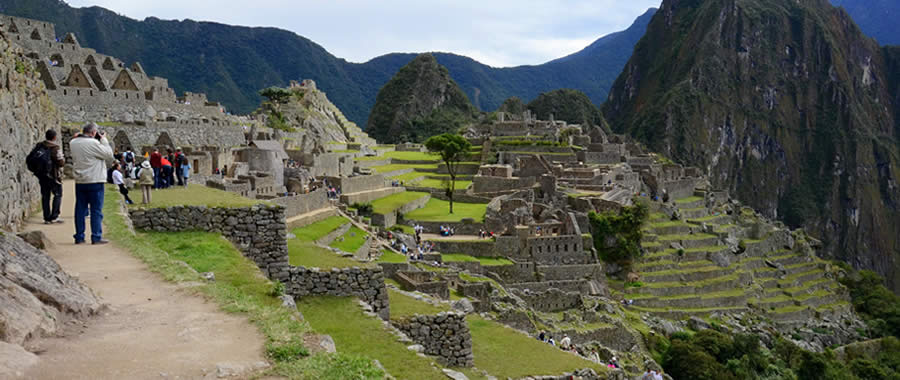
(181, 158), (191, 187)
(111, 162), (133, 205)
(174, 147), (186, 186)
(165, 149), (176, 188)
(137, 161), (154, 204)
(26, 129), (66, 224)
(149, 148), (162, 189)
(160, 156), (173, 189)
(69, 123), (113, 244)
(123, 148), (135, 173)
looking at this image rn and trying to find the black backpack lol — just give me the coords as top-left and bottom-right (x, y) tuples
(26, 143), (53, 179)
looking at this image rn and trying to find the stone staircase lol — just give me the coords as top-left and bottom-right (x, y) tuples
(610, 193), (850, 325)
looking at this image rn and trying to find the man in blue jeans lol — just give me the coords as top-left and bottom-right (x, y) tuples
(69, 123), (114, 244)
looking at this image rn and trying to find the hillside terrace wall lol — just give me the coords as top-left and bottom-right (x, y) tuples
(527, 235), (594, 265)
(431, 240), (499, 257)
(506, 280), (589, 293)
(326, 174), (387, 194)
(513, 288), (582, 312)
(372, 193), (430, 228)
(128, 204), (390, 318)
(393, 313), (474, 367)
(271, 189), (330, 219)
(472, 175), (537, 194)
(537, 264), (604, 281)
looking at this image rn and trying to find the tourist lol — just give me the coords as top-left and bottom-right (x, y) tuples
(150, 148), (162, 188)
(181, 159), (191, 187)
(160, 156), (173, 189)
(70, 123), (114, 245)
(174, 147), (186, 186)
(560, 334), (571, 349)
(641, 369), (655, 380)
(165, 149), (176, 187)
(589, 348), (600, 364)
(548, 336), (556, 346)
(537, 330), (546, 341)
(26, 129), (66, 224)
(111, 163), (134, 205)
(123, 148), (135, 173)
(137, 161), (154, 204)
(654, 370), (664, 380)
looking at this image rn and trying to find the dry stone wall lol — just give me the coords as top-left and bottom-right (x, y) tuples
(128, 204), (291, 282)
(286, 266), (390, 319)
(271, 189), (330, 219)
(0, 36), (62, 230)
(393, 313), (474, 367)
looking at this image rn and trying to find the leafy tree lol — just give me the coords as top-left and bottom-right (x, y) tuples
(258, 87), (294, 132)
(839, 270), (900, 338)
(588, 201), (649, 265)
(424, 133), (472, 214)
(259, 87), (293, 105)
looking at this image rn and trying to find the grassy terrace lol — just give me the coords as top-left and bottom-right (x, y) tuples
(390, 171), (427, 182)
(128, 184), (265, 209)
(298, 297), (446, 380)
(371, 163), (438, 173)
(329, 225), (368, 253)
(105, 188), (380, 378)
(404, 198), (487, 222)
(291, 216), (347, 242)
(371, 191), (430, 214)
(656, 233), (718, 241)
(389, 289), (450, 319)
(412, 178), (474, 190)
(442, 253), (513, 266)
(674, 196), (703, 204)
(288, 239), (368, 269)
(376, 250), (408, 263)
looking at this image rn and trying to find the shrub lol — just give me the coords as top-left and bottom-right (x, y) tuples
(269, 280), (285, 297)
(266, 340), (309, 362)
(351, 202), (374, 215)
(839, 270), (900, 338)
(589, 202), (649, 265)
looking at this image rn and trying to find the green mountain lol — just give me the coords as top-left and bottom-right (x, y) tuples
(0, 0), (654, 124)
(605, 0), (900, 290)
(366, 54), (476, 143)
(525, 89), (608, 129)
(831, 0), (900, 45)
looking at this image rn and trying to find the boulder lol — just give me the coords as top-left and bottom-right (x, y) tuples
(442, 368), (469, 380)
(16, 230), (53, 250)
(688, 316), (710, 331)
(451, 298), (474, 314)
(0, 341), (38, 379)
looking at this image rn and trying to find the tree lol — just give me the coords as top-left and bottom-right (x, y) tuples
(424, 133), (472, 214)
(258, 87), (294, 132)
(588, 201), (649, 266)
(259, 87), (292, 105)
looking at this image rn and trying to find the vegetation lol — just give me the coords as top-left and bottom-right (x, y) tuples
(103, 188), (378, 378)
(404, 198), (487, 222)
(128, 184), (265, 209)
(526, 89), (610, 129)
(328, 226), (368, 254)
(589, 202), (649, 265)
(388, 289), (450, 319)
(290, 216), (347, 242)
(840, 270), (900, 338)
(349, 202), (373, 215)
(370, 191), (430, 214)
(496, 96), (527, 114)
(441, 254), (514, 266)
(287, 239), (368, 269)
(424, 133), (473, 214)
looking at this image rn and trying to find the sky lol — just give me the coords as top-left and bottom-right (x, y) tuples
(66, 0), (660, 68)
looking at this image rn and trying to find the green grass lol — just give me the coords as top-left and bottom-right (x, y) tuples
(331, 149), (359, 153)
(329, 226), (368, 254)
(298, 297), (446, 380)
(382, 150), (440, 161)
(390, 171), (426, 182)
(442, 253), (513, 266)
(128, 184), (265, 209)
(675, 196), (703, 204)
(370, 191), (430, 214)
(648, 220), (691, 228)
(355, 155), (391, 162)
(389, 224), (416, 235)
(411, 178), (473, 190)
(287, 239), (370, 268)
(467, 315), (605, 378)
(376, 250), (408, 263)
(291, 216), (348, 242)
(657, 233), (718, 241)
(104, 187), (378, 378)
(371, 163), (438, 174)
(459, 273), (508, 297)
(388, 289), (450, 319)
(404, 198), (487, 223)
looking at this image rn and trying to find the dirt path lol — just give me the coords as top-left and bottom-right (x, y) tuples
(23, 181), (267, 380)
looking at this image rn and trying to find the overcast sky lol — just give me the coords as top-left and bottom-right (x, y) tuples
(66, 0), (660, 67)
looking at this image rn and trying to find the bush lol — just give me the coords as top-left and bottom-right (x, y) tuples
(589, 202), (649, 265)
(351, 202), (374, 215)
(840, 270), (900, 338)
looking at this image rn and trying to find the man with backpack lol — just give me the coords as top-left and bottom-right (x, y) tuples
(123, 148), (135, 173)
(27, 129), (66, 224)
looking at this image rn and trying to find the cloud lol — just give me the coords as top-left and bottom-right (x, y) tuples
(67, 0), (660, 67)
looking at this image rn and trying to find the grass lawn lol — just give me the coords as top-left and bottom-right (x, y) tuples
(467, 315), (606, 378)
(288, 239), (370, 269)
(675, 196), (704, 204)
(371, 163), (438, 174)
(382, 150), (440, 161)
(376, 250), (408, 263)
(442, 253), (513, 266)
(291, 216), (348, 242)
(388, 289), (450, 319)
(412, 178), (473, 190)
(298, 296), (447, 380)
(390, 171), (426, 182)
(389, 224), (416, 235)
(104, 188), (379, 378)
(129, 184), (265, 209)
(371, 191), (430, 214)
(329, 225), (368, 253)
(404, 198), (487, 222)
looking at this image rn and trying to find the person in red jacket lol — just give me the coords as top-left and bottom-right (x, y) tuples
(149, 148), (162, 189)
(159, 157), (173, 189)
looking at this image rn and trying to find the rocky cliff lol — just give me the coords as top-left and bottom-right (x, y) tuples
(604, 0), (900, 290)
(366, 54), (476, 143)
(0, 35), (61, 231)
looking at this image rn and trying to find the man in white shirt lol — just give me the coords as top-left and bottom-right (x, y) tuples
(559, 334), (571, 349)
(69, 123), (114, 244)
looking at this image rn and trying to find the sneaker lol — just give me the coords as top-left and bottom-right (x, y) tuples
(74, 240), (86, 245)
(50, 219), (64, 224)
(92, 240), (109, 245)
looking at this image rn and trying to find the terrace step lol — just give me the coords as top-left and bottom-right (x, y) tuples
(777, 268), (827, 287)
(656, 234), (720, 249)
(687, 214), (731, 225)
(630, 306), (750, 319)
(641, 266), (735, 283)
(782, 278), (838, 296)
(677, 207), (709, 219)
(632, 292), (749, 309)
(635, 258), (717, 272)
(673, 198), (705, 209)
(624, 272), (752, 297)
(647, 222), (695, 235)
(340, 187), (405, 205)
(286, 207), (339, 229)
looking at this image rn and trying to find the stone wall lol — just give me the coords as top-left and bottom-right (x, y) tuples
(100, 122), (245, 152)
(0, 36), (62, 230)
(372, 193), (430, 228)
(392, 313), (474, 367)
(527, 235), (594, 265)
(271, 189), (329, 219)
(472, 175), (537, 194)
(402, 220), (485, 236)
(128, 204), (291, 282)
(513, 288), (582, 312)
(286, 266), (390, 319)
(537, 264), (605, 281)
(326, 174), (387, 194)
(341, 187), (404, 205)
(394, 271), (450, 300)
(431, 240), (499, 257)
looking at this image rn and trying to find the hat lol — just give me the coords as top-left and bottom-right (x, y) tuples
(141, 161), (151, 169)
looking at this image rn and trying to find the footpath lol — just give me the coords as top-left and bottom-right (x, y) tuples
(22, 181), (267, 380)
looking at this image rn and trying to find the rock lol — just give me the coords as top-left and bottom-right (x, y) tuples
(442, 368), (469, 380)
(16, 230), (53, 250)
(201, 272), (216, 282)
(451, 298), (474, 314)
(279, 295), (296, 309)
(119, 112), (135, 124)
(0, 341), (39, 379)
(317, 334), (336, 353)
(407, 344), (425, 353)
(688, 316), (710, 331)
(708, 250), (731, 267)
